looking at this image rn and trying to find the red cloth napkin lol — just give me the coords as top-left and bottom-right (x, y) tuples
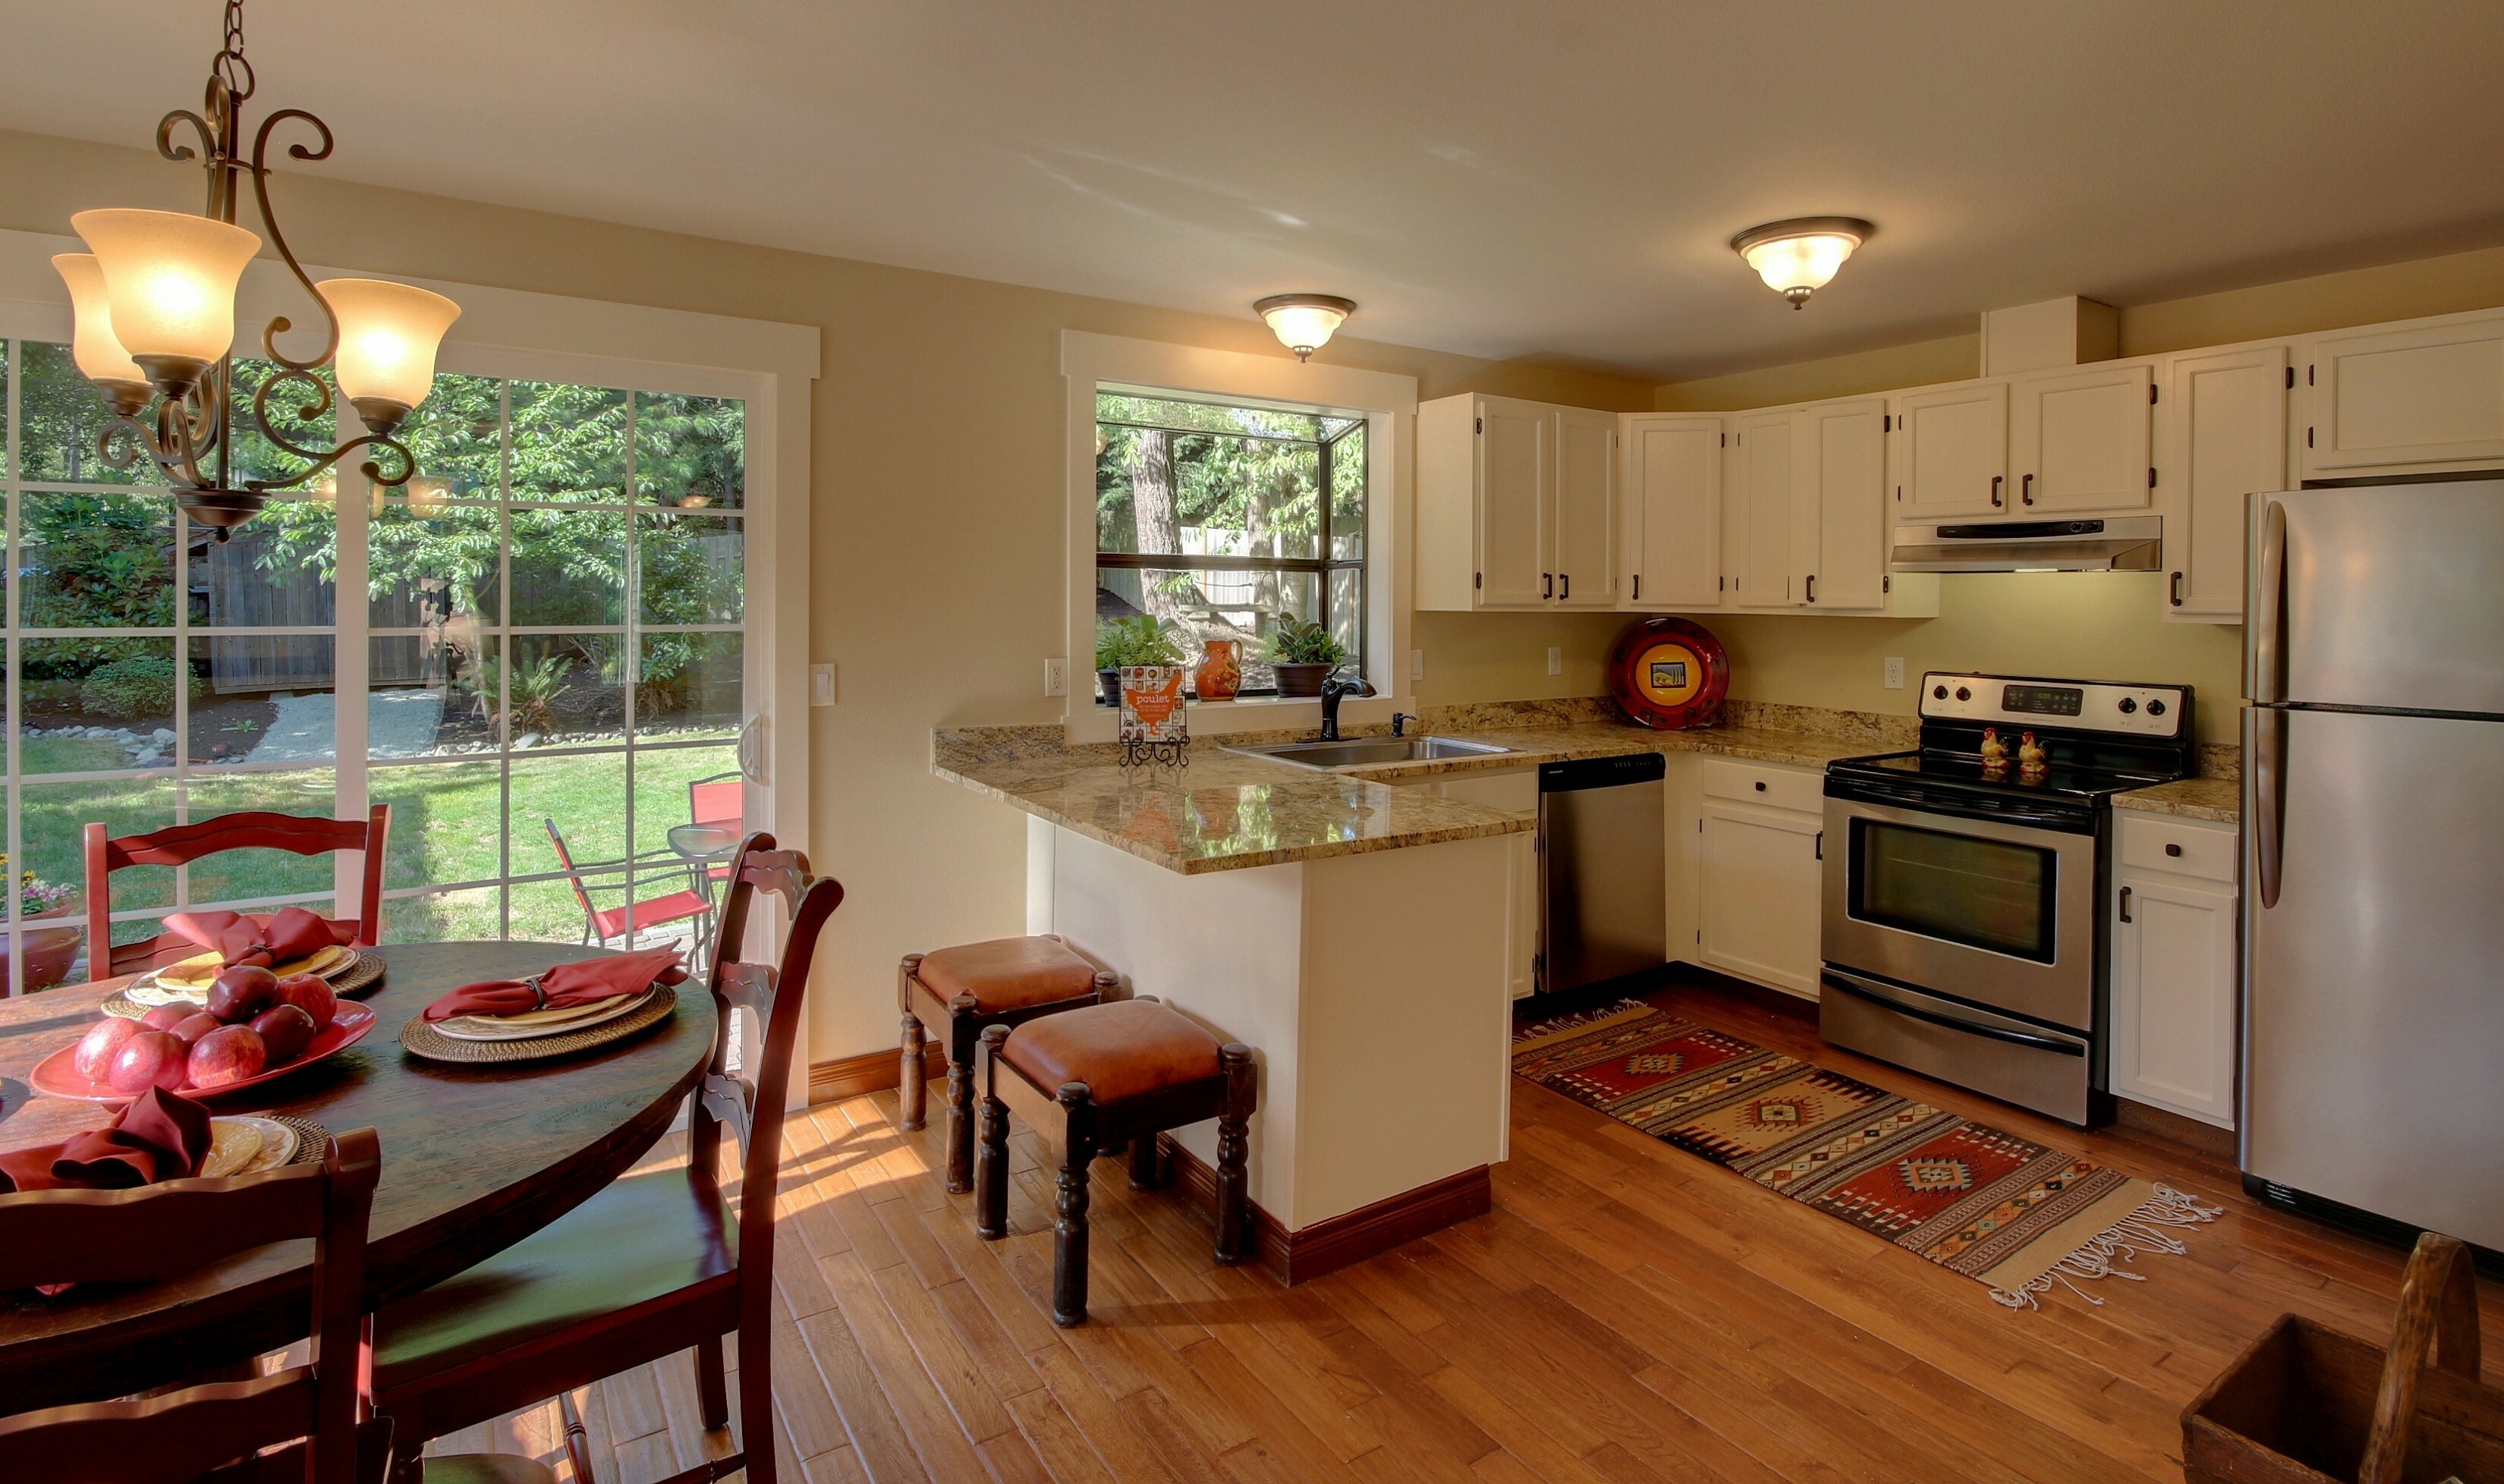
(164, 906), (355, 970)
(0, 1086), (214, 1194)
(423, 948), (687, 1023)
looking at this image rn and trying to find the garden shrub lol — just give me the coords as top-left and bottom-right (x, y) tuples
(77, 655), (192, 720)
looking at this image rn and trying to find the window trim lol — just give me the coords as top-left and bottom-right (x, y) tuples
(1061, 332), (1416, 743)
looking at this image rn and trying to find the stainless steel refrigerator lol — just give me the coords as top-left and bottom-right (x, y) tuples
(2242, 478), (2504, 1251)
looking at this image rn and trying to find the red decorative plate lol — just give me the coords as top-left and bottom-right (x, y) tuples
(1607, 617), (1730, 730)
(30, 1005), (379, 1104)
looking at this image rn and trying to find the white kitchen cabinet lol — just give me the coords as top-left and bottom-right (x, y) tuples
(2109, 813), (2239, 1128)
(1731, 408), (1801, 608)
(1618, 414), (1722, 610)
(1893, 381), (2010, 519)
(1416, 393), (1615, 611)
(1690, 757), (1825, 999)
(2161, 344), (2290, 621)
(2011, 362), (2153, 514)
(2304, 310), (2504, 477)
(1796, 397), (1890, 609)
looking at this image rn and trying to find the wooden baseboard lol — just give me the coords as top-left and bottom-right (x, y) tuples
(1156, 1136), (1490, 1287)
(810, 1043), (940, 1105)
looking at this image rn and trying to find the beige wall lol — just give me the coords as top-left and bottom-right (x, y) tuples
(0, 127), (1656, 1064)
(1649, 244), (2504, 749)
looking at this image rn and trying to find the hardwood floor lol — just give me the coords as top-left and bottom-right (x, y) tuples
(437, 973), (2502, 1484)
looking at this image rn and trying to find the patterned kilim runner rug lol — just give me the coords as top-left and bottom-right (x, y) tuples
(1512, 1000), (2221, 1310)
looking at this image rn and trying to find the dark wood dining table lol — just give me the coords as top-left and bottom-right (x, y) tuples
(0, 939), (714, 1412)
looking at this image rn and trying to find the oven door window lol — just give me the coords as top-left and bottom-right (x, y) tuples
(1848, 819), (2059, 963)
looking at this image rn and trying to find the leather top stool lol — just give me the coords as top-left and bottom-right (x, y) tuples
(899, 935), (1114, 1192)
(974, 997), (1255, 1326)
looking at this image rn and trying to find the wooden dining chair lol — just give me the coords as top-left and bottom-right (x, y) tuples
(0, 1126), (386, 1484)
(367, 832), (843, 1484)
(83, 806), (392, 981)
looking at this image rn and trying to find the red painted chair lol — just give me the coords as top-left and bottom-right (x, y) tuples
(368, 832), (843, 1484)
(0, 1126), (387, 1484)
(544, 818), (713, 958)
(82, 806), (391, 983)
(687, 772), (745, 899)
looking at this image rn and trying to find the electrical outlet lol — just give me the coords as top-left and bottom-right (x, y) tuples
(1884, 656), (1905, 690)
(810, 664), (837, 706)
(1410, 649), (1424, 683)
(1546, 646), (1562, 677)
(1044, 658), (1068, 697)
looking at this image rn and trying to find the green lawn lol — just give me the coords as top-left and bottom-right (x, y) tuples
(18, 744), (738, 951)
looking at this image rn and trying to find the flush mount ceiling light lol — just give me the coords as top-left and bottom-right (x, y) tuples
(1255, 294), (1357, 361)
(1730, 216), (1874, 310)
(52, 0), (460, 538)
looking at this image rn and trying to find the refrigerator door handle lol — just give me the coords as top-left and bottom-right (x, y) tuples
(2252, 497), (2288, 704)
(2253, 706), (2286, 909)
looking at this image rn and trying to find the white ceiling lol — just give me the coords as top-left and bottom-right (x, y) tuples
(5, 1), (2502, 380)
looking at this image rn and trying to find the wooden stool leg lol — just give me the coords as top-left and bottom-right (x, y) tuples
(897, 957), (927, 1130)
(974, 1026), (1011, 1239)
(943, 998), (980, 1193)
(1129, 1130), (1162, 1190)
(1214, 1042), (1256, 1265)
(1052, 1083), (1096, 1327)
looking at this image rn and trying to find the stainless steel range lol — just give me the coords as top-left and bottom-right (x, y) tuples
(1819, 674), (2195, 1124)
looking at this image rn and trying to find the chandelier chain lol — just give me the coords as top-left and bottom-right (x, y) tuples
(214, 0), (256, 103)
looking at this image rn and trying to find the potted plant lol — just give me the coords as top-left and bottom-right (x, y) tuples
(0, 857), (81, 992)
(1094, 616), (1183, 706)
(1263, 617), (1348, 697)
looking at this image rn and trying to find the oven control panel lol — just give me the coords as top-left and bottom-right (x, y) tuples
(1918, 674), (2188, 737)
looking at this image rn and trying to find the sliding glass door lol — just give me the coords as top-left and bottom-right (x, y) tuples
(2, 338), (750, 992)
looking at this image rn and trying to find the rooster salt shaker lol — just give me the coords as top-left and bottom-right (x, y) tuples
(2018, 729), (2048, 775)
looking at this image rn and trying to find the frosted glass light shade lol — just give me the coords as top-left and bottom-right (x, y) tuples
(320, 278), (460, 411)
(1255, 294), (1356, 361)
(51, 253), (146, 383)
(1730, 218), (1873, 307)
(72, 208), (261, 363)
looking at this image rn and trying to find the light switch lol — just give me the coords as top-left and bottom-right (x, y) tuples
(1884, 656), (1905, 690)
(1546, 646), (1562, 677)
(1410, 649), (1424, 683)
(1044, 658), (1068, 697)
(810, 664), (836, 706)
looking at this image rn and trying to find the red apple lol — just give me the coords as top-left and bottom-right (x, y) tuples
(170, 1011), (224, 1049)
(141, 1005), (191, 1034)
(187, 1025), (267, 1089)
(250, 1004), (317, 1065)
(74, 1017), (141, 1080)
(207, 966), (279, 1024)
(273, 972), (336, 1032)
(108, 1030), (190, 1096)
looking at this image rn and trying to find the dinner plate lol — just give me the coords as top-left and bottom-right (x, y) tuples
(126, 946), (368, 1008)
(201, 1115), (300, 1177)
(433, 991), (651, 1042)
(144, 943), (357, 995)
(29, 1005), (379, 1104)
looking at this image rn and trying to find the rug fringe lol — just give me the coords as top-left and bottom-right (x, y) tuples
(1988, 1184), (2225, 1311)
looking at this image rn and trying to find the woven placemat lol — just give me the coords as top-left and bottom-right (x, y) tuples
(270, 1115), (329, 1169)
(399, 984), (678, 1065)
(102, 950), (387, 1020)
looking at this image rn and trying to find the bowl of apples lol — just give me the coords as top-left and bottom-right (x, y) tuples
(34, 966), (376, 1103)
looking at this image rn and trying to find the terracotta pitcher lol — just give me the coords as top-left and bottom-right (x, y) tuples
(1194, 640), (1242, 702)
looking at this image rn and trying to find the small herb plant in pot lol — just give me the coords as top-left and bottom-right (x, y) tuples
(1095, 616), (1184, 706)
(1263, 617), (1348, 697)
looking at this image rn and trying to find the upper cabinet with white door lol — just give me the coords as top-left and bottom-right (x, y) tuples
(1616, 414), (1722, 611)
(2301, 308), (2504, 478)
(2009, 362), (2153, 513)
(2158, 343), (2292, 623)
(1893, 381), (2010, 519)
(1416, 393), (1615, 611)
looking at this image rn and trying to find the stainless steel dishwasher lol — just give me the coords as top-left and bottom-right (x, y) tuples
(1538, 753), (1668, 994)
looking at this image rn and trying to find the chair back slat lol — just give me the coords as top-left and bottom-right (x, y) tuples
(714, 961), (778, 1022)
(0, 1127), (379, 1484)
(83, 806), (390, 980)
(699, 1072), (757, 1147)
(2, 1373), (318, 1484)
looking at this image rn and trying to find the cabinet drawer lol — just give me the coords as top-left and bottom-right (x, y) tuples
(2119, 813), (2236, 883)
(1700, 758), (1823, 814)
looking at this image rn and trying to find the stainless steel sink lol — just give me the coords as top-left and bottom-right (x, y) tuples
(1220, 736), (1513, 770)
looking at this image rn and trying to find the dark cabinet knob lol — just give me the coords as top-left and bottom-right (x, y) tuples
(2166, 842), (2183, 857)
(1754, 780), (1767, 792)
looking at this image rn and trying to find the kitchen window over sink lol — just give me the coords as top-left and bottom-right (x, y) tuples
(1094, 390), (1364, 698)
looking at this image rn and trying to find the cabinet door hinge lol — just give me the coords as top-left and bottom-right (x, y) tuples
(1720, 431), (1727, 446)
(2307, 364), (2315, 386)
(1718, 574), (1725, 592)
(2285, 365), (2295, 390)
(1695, 929), (1702, 944)
(1883, 574), (1891, 594)
(1474, 416), (1483, 434)
(2307, 426), (2314, 448)
(2149, 383), (2159, 405)
(1883, 413), (1892, 432)
(1474, 571), (1482, 590)
(1895, 484), (1902, 501)
(2149, 466), (2158, 488)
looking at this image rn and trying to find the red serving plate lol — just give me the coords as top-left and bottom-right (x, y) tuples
(30, 1005), (379, 1104)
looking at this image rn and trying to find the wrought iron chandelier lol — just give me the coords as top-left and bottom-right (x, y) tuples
(52, 0), (459, 539)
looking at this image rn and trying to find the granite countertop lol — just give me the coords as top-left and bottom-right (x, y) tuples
(933, 699), (1911, 875)
(2112, 775), (2241, 825)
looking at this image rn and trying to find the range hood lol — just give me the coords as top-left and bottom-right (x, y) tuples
(1892, 515), (2163, 573)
